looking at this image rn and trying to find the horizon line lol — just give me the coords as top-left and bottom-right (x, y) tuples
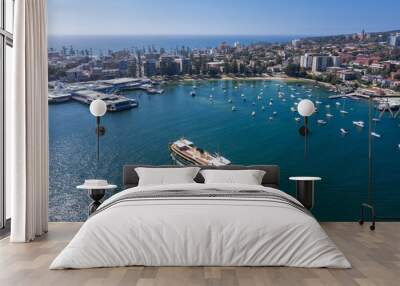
(47, 33), (325, 38)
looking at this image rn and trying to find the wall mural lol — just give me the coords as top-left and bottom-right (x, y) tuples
(47, 2), (400, 222)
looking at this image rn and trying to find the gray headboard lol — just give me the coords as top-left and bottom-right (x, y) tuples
(123, 165), (280, 189)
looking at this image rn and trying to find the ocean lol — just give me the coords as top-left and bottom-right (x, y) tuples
(48, 35), (301, 53)
(49, 79), (400, 222)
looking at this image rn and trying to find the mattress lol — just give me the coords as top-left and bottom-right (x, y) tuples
(50, 183), (350, 269)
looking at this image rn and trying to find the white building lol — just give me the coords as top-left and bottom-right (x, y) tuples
(312, 55), (329, 73)
(292, 39), (300, 48)
(389, 33), (400, 47)
(300, 53), (313, 69)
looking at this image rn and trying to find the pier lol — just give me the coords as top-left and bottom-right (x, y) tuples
(48, 77), (166, 111)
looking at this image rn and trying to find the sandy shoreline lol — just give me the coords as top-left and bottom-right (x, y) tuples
(174, 75), (336, 89)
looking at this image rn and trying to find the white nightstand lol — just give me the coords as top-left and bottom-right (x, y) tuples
(289, 177), (322, 210)
(77, 180), (117, 215)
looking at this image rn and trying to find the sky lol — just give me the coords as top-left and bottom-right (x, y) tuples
(48, 0), (400, 36)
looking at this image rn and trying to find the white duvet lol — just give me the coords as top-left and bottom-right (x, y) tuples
(50, 183), (351, 269)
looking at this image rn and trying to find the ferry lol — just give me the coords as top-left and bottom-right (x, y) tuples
(169, 138), (231, 166)
(108, 98), (139, 112)
(48, 92), (71, 104)
(147, 88), (164, 95)
(353, 121), (365, 128)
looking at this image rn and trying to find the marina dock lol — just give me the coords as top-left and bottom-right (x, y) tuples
(48, 77), (165, 111)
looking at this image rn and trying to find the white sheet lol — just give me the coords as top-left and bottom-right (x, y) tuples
(50, 183), (351, 269)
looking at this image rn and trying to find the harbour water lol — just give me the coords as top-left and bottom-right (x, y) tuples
(49, 79), (400, 221)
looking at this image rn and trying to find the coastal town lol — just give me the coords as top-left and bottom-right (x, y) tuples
(48, 29), (400, 110)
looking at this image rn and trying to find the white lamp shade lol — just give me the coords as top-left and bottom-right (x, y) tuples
(297, 99), (315, 117)
(89, 99), (107, 117)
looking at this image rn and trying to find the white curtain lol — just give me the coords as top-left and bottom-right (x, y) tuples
(7, 0), (49, 242)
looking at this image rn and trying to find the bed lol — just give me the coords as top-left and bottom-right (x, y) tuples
(50, 165), (350, 269)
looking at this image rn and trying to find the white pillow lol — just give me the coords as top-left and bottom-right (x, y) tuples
(135, 167), (200, 186)
(200, 169), (266, 185)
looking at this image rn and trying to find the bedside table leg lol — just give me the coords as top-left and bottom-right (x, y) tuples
(296, 181), (314, 210)
(88, 189), (105, 215)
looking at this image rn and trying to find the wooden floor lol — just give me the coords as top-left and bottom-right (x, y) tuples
(1, 222), (399, 286)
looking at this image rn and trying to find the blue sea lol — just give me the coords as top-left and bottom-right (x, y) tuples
(49, 79), (400, 222)
(48, 35), (300, 53)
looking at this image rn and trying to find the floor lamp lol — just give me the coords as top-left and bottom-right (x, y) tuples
(359, 94), (400, 231)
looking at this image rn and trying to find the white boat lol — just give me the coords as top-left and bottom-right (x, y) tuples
(336, 102), (341, 106)
(190, 90), (196, 96)
(290, 107), (296, 112)
(251, 111), (256, 117)
(209, 94), (213, 99)
(252, 102), (256, 106)
(317, 120), (327, 125)
(340, 110), (349, 114)
(268, 116), (273, 121)
(295, 117), (301, 122)
(228, 99), (232, 103)
(290, 94), (296, 98)
(325, 105), (331, 109)
(326, 113), (334, 118)
(261, 106), (265, 111)
(371, 132), (381, 138)
(257, 96), (262, 100)
(170, 138), (231, 166)
(316, 100), (322, 104)
(340, 128), (348, 134)
(282, 98), (286, 102)
(372, 118), (380, 122)
(232, 106), (237, 111)
(272, 111), (278, 116)
(269, 101), (273, 106)
(353, 121), (364, 128)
